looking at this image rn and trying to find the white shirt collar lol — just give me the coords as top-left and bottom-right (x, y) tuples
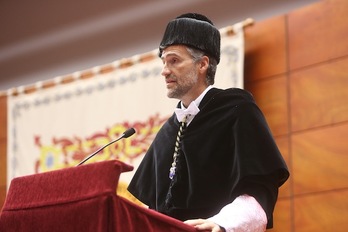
(180, 85), (213, 110)
(175, 85), (213, 123)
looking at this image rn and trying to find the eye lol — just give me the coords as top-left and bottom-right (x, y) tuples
(162, 56), (180, 66)
(169, 57), (178, 64)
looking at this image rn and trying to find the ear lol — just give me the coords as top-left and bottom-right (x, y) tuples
(198, 56), (209, 74)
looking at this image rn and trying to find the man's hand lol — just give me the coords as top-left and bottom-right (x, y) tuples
(184, 219), (225, 232)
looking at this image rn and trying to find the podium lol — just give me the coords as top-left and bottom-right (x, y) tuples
(0, 160), (196, 232)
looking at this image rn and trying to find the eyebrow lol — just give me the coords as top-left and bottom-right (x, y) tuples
(161, 52), (180, 60)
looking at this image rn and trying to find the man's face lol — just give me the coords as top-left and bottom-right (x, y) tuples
(160, 45), (199, 100)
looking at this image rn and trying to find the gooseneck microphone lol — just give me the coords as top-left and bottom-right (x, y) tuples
(76, 128), (136, 166)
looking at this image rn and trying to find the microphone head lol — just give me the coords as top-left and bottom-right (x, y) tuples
(123, 128), (136, 138)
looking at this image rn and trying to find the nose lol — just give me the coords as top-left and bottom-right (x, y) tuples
(161, 64), (171, 77)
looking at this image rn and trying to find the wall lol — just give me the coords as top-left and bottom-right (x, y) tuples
(243, 0), (348, 231)
(0, 95), (6, 210)
(0, 0), (319, 91)
(1, 0), (348, 230)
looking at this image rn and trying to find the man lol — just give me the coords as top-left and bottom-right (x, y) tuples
(128, 13), (289, 232)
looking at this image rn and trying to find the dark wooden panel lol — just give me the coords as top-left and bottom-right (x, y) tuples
(244, 16), (287, 82)
(292, 123), (348, 195)
(246, 75), (288, 137)
(290, 58), (348, 132)
(294, 189), (348, 232)
(288, 0), (348, 70)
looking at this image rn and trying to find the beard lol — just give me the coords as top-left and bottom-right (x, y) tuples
(166, 68), (198, 99)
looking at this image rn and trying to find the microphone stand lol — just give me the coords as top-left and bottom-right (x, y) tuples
(76, 128), (135, 166)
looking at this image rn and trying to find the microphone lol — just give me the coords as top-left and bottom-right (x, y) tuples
(76, 128), (136, 166)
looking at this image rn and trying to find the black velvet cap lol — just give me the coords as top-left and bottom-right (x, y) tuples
(159, 13), (221, 64)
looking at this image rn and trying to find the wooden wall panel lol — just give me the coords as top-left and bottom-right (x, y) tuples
(245, 1), (348, 230)
(0, 186), (6, 211)
(0, 138), (6, 186)
(275, 136), (291, 198)
(0, 96), (6, 139)
(292, 123), (348, 195)
(245, 75), (288, 137)
(0, 96), (7, 210)
(272, 199), (292, 232)
(0, 141), (6, 207)
(288, 0), (348, 70)
(294, 190), (348, 232)
(244, 16), (287, 82)
(290, 58), (348, 132)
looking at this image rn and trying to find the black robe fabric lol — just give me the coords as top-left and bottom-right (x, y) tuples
(128, 88), (289, 228)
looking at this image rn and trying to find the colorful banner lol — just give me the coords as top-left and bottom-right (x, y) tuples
(7, 23), (245, 197)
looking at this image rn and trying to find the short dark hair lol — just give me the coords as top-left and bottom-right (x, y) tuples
(186, 46), (217, 85)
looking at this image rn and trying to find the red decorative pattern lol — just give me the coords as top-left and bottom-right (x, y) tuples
(34, 113), (168, 173)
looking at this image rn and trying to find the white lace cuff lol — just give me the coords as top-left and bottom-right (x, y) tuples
(208, 194), (267, 232)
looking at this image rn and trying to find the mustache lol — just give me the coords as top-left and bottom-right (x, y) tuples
(165, 75), (177, 82)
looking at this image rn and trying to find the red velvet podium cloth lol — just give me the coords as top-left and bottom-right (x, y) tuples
(0, 160), (196, 232)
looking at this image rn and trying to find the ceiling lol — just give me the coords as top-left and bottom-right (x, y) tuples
(0, 0), (319, 91)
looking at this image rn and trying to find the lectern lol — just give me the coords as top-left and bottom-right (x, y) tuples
(0, 160), (196, 232)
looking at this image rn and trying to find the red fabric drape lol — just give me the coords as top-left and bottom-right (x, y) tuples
(0, 160), (196, 232)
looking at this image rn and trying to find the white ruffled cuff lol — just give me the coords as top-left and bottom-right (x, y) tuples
(208, 194), (267, 232)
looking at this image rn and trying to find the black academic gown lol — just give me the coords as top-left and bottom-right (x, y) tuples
(128, 88), (289, 228)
